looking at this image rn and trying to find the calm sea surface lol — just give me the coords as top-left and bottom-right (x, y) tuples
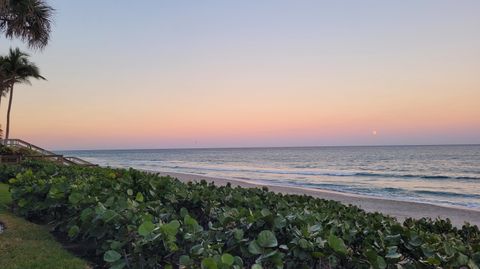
(60, 145), (480, 209)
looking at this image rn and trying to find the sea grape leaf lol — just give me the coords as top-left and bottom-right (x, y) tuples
(456, 253), (469, 266)
(102, 209), (117, 222)
(18, 198), (27, 207)
(190, 244), (204, 255)
(179, 255), (191, 266)
(408, 233), (422, 247)
(251, 264), (263, 269)
(233, 228), (244, 240)
(80, 207), (95, 221)
(365, 249), (386, 269)
(68, 192), (83, 204)
(248, 241), (263, 255)
(138, 221), (155, 236)
(298, 238), (309, 249)
(273, 217), (286, 229)
(385, 246), (401, 259)
(104, 250), (122, 262)
(261, 208), (271, 217)
(221, 253), (235, 265)
(257, 250), (278, 262)
(257, 230), (278, 248)
(135, 192), (144, 202)
(425, 256), (441, 266)
(110, 260), (126, 269)
(421, 244), (435, 258)
(308, 224), (322, 233)
(384, 234), (401, 246)
(201, 257), (218, 269)
(468, 259), (479, 269)
(184, 214), (198, 226)
(68, 225), (80, 238)
(110, 240), (123, 250)
(328, 234), (347, 255)
(161, 220), (180, 236)
(180, 207), (188, 218)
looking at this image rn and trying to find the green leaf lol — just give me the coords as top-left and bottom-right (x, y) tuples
(221, 253), (235, 265)
(248, 241), (263, 255)
(110, 260), (126, 269)
(179, 255), (191, 265)
(110, 240), (123, 250)
(233, 228), (244, 240)
(252, 264), (263, 269)
(421, 244), (435, 258)
(425, 256), (441, 266)
(468, 259), (479, 269)
(190, 244), (204, 255)
(80, 208), (94, 222)
(138, 221), (155, 236)
(127, 189), (133, 196)
(201, 257), (218, 269)
(385, 246), (401, 259)
(68, 192), (83, 204)
(308, 224), (322, 233)
(328, 234), (347, 255)
(104, 250), (122, 263)
(365, 249), (386, 269)
(273, 217), (286, 229)
(261, 208), (271, 217)
(68, 225), (80, 238)
(257, 230), (278, 248)
(161, 220), (180, 236)
(384, 234), (401, 246)
(298, 238), (309, 249)
(135, 192), (144, 202)
(18, 198), (27, 207)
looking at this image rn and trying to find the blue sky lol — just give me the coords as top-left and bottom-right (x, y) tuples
(1, 0), (479, 149)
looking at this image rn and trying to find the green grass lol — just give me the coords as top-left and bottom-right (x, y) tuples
(0, 183), (90, 269)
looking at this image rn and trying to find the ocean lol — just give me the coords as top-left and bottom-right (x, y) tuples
(60, 145), (480, 210)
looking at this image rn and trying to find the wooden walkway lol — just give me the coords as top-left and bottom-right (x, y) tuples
(0, 139), (96, 166)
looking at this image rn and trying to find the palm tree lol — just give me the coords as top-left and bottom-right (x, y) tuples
(0, 0), (54, 49)
(0, 65), (9, 118)
(0, 47), (45, 140)
(0, 68), (6, 109)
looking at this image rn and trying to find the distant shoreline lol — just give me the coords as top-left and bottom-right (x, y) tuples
(139, 169), (480, 227)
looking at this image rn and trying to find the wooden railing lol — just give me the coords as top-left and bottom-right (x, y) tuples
(1, 139), (96, 166)
(2, 138), (57, 156)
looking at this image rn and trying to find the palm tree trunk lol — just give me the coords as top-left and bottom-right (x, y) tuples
(5, 85), (14, 140)
(0, 94), (2, 140)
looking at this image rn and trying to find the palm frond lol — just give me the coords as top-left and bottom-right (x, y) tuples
(0, 0), (54, 49)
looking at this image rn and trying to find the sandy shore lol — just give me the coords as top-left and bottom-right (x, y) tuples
(145, 170), (480, 227)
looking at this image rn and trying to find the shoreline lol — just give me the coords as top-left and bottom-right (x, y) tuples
(141, 169), (480, 227)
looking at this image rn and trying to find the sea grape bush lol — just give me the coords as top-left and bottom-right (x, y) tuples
(6, 161), (480, 268)
(0, 159), (51, 182)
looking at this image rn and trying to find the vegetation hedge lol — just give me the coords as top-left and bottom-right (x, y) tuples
(5, 161), (480, 268)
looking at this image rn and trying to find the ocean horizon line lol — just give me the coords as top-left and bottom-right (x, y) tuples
(57, 142), (480, 152)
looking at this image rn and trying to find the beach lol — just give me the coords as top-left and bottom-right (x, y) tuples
(152, 170), (480, 227)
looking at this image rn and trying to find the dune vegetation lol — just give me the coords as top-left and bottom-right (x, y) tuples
(0, 182), (89, 269)
(1, 160), (479, 269)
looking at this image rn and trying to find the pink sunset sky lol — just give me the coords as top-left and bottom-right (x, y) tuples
(1, 1), (479, 150)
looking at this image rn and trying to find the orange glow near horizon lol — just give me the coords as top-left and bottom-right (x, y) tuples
(1, 1), (479, 150)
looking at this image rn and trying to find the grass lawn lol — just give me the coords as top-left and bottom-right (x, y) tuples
(0, 183), (90, 269)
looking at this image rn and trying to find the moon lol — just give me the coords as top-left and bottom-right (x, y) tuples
(372, 130), (377, 136)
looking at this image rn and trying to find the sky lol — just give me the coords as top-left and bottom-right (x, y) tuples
(0, 0), (479, 150)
